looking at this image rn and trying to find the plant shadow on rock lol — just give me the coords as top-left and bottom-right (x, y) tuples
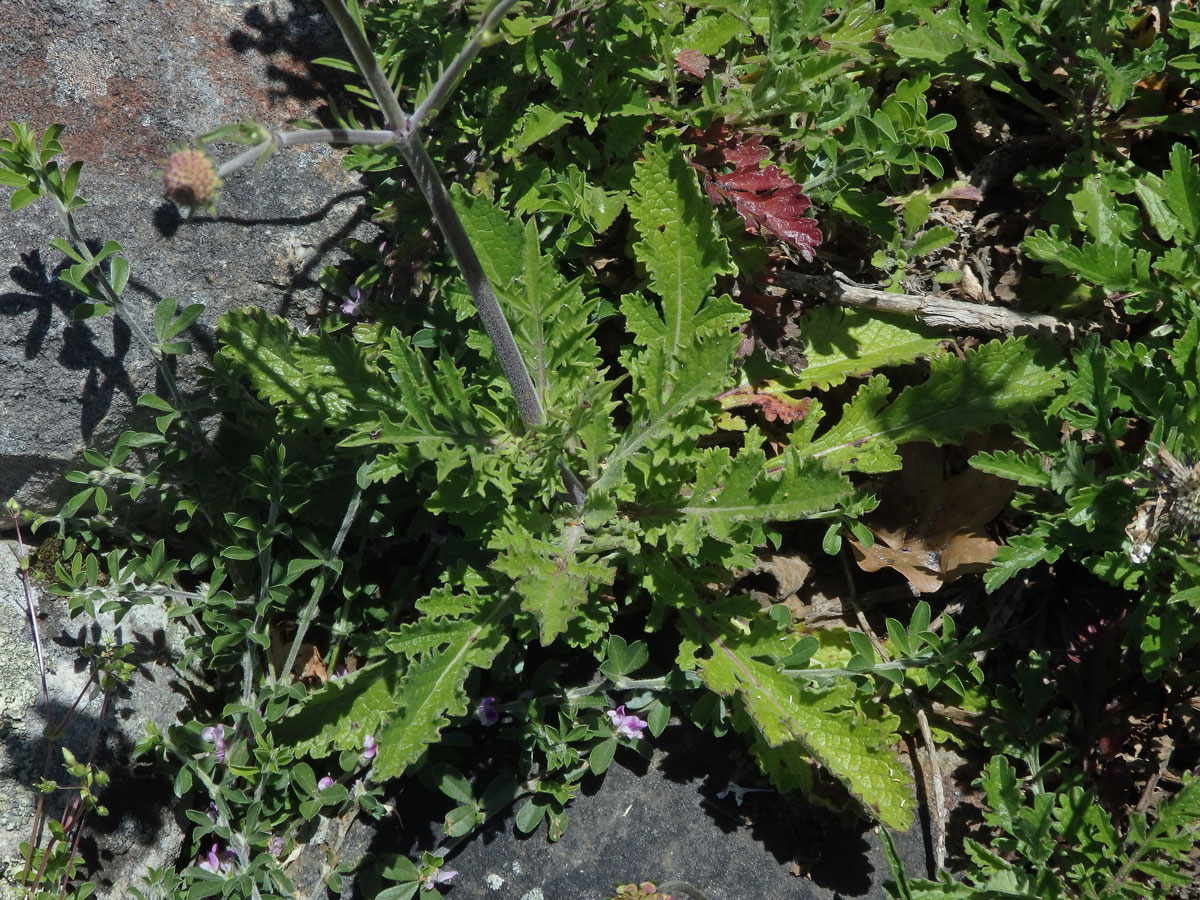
(2, 245), (138, 439)
(159, 189), (374, 321)
(654, 725), (880, 897)
(331, 718), (885, 900)
(0, 697), (173, 878)
(228, 0), (359, 122)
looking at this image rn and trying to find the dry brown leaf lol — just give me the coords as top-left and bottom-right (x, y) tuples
(722, 386), (812, 424)
(268, 621), (329, 685)
(850, 443), (1014, 593)
(294, 644), (328, 685)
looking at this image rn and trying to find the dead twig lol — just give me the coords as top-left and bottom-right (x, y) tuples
(778, 271), (1084, 343)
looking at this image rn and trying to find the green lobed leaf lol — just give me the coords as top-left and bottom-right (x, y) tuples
(684, 610), (914, 829)
(1135, 142), (1200, 242)
(598, 330), (743, 493)
(491, 521), (616, 645)
(644, 446), (852, 555)
(274, 592), (515, 778)
(802, 337), (1064, 473)
(451, 187), (612, 439)
(1024, 225), (1153, 293)
(218, 308), (404, 432)
(969, 449), (1052, 488)
(626, 137), (738, 351)
(984, 529), (1064, 592)
(790, 306), (944, 390)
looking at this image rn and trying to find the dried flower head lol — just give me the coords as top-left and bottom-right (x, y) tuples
(163, 148), (222, 210)
(1125, 445), (1200, 563)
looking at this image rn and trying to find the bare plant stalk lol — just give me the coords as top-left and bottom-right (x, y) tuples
(317, 0), (546, 430)
(208, 1), (585, 503)
(215, 128), (396, 180)
(778, 271), (1083, 343)
(410, 0), (520, 132)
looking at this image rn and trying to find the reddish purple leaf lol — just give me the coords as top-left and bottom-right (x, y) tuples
(675, 49), (710, 78)
(685, 128), (822, 262)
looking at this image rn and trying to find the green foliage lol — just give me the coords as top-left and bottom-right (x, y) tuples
(885, 657), (1200, 900)
(4, 0), (1200, 896)
(974, 145), (1200, 678)
(797, 338), (1063, 474)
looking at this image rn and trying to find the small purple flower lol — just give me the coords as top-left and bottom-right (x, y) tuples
(317, 776), (335, 791)
(268, 834), (284, 857)
(205, 802), (218, 824)
(201, 724), (227, 763)
(422, 867), (458, 891)
(197, 842), (236, 875)
(361, 734), (377, 761)
(606, 705), (648, 741)
(341, 285), (363, 316)
(476, 696), (500, 727)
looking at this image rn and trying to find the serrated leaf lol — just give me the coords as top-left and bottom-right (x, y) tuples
(969, 449), (1052, 488)
(219, 308), (404, 431)
(512, 104), (574, 153)
(984, 531), (1064, 592)
(689, 130), (823, 261)
(1135, 142), (1200, 241)
(649, 447), (851, 554)
(686, 610), (913, 828)
(599, 331), (741, 491)
(1024, 226), (1152, 292)
(275, 593), (515, 779)
(804, 338), (1063, 473)
(794, 307), (944, 390)
(452, 189), (608, 426)
(909, 225), (956, 257)
(492, 521), (615, 644)
(627, 138), (736, 353)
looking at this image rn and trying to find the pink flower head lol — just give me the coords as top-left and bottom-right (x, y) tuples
(317, 776), (335, 791)
(361, 734), (377, 761)
(342, 285), (363, 316)
(606, 705), (648, 740)
(422, 867), (458, 891)
(476, 696), (500, 727)
(198, 842), (236, 874)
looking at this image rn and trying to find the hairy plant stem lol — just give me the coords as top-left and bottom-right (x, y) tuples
(215, 128), (396, 181)
(188, 1), (590, 502)
(313, 0), (590, 508)
(241, 497), (280, 709)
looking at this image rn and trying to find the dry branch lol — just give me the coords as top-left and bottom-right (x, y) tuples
(778, 271), (1084, 343)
